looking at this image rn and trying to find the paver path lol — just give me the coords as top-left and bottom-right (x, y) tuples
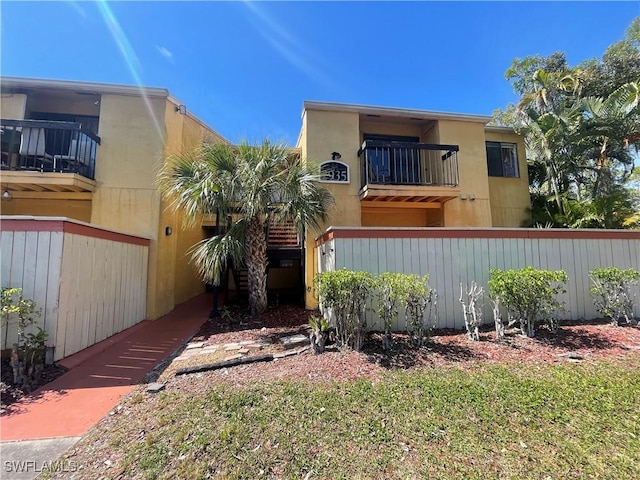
(0, 294), (211, 441)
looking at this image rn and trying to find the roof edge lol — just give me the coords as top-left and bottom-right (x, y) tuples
(0, 76), (170, 98)
(167, 95), (230, 144)
(303, 100), (493, 124)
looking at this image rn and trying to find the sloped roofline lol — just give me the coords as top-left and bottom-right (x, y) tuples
(302, 100), (493, 124)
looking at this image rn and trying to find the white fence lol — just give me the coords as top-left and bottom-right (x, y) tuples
(316, 227), (640, 331)
(1, 216), (149, 360)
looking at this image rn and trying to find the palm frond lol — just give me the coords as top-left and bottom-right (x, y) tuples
(188, 219), (247, 285)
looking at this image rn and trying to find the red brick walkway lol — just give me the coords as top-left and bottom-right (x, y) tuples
(0, 294), (211, 441)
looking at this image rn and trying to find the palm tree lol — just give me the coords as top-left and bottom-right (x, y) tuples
(518, 75), (639, 227)
(159, 140), (334, 315)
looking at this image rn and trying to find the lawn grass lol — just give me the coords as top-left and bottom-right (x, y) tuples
(59, 357), (640, 479)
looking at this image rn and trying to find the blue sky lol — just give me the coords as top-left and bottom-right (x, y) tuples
(1, 1), (639, 144)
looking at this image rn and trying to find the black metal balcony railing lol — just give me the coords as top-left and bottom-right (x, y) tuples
(358, 140), (459, 189)
(1, 119), (101, 180)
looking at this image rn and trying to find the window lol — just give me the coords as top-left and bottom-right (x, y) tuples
(486, 142), (519, 178)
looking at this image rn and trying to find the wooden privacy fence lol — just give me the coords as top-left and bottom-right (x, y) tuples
(316, 227), (640, 331)
(1, 216), (149, 361)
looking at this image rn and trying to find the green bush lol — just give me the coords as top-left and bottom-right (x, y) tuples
(590, 267), (640, 326)
(488, 267), (567, 337)
(374, 273), (412, 351)
(403, 274), (436, 347)
(1, 287), (47, 390)
(314, 270), (374, 351)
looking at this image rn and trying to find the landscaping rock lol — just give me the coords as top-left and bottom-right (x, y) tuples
(557, 351), (585, 360)
(186, 342), (205, 350)
(146, 382), (165, 393)
(274, 346), (309, 359)
(280, 334), (309, 349)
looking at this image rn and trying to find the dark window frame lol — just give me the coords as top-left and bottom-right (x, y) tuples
(486, 141), (519, 178)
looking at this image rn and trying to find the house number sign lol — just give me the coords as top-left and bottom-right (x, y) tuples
(320, 160), (350, 184)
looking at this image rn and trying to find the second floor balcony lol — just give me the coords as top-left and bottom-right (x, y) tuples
(358, 139), (461, 204)
(1, 119), (101, 192)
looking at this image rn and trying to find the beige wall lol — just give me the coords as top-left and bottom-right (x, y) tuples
(361, 206), (442, 227)
(301, 109), (362, 307)
(1, 93), (27, 118)
(1, 197), (92, 222)
(89, 93), (166, 318)
(485, 129), (531, 227)
(438, 120), (493, 227)
(169, 108), (216, 307)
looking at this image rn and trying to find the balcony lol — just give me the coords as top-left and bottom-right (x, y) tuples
(1, 119), (100, 193)
(358, 140), (460, 205)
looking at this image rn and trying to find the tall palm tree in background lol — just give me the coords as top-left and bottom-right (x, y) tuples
(518, 77), (639, 228)
(159, 140), (334, 315)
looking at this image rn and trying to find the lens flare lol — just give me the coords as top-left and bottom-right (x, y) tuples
(96, 0), (164, 140)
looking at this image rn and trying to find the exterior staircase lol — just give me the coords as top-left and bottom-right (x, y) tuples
(230, 219), (302, 302)
(267, 219), (300, 248)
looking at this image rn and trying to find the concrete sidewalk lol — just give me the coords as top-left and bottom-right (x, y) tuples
(0, 294), (211, 478)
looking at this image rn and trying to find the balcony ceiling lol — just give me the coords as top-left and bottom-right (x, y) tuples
(1, 171), (96, 194)
(359, 184), (460, 207)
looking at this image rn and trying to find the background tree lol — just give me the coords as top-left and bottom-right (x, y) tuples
(160, 140), (334, 315)
(493, 18), (640, 228)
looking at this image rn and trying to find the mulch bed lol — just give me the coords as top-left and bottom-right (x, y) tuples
(168, 304), (640, 392)
(0, 358), (67, 413)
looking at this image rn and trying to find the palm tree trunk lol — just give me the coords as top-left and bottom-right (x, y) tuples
(245, 216), (268, 315)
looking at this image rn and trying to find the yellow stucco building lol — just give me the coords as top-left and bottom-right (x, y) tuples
(1, 77), (227, 320)
(1, 79), (530, 321)
(297, 101), (530, 308)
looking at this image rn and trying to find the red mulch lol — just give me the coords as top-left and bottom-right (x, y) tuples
(173, 304), (640, 389)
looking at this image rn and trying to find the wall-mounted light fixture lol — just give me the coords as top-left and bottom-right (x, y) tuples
(175, 105), (187, 115)
(165, 226), (173, 236)
(331, 152), (341, 160)
(2, 189), (12, 200)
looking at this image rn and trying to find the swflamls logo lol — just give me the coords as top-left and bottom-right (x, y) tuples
(3, 460), (79, 473)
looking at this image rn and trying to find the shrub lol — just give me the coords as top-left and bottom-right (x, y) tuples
(1, 287), (47, 390)
(309, 315), (333, 354)
(589, 267), (640, 326)
(404, 275), (436, 347)
(314, 270), (374, 351)
(374, 273), (411, 351)
(459, 282), (484, 341)
(488, 267), (567, 337)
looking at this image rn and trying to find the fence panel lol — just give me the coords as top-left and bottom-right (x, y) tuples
(1, 217), (149, 360)
(317, 228), (640, 330)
